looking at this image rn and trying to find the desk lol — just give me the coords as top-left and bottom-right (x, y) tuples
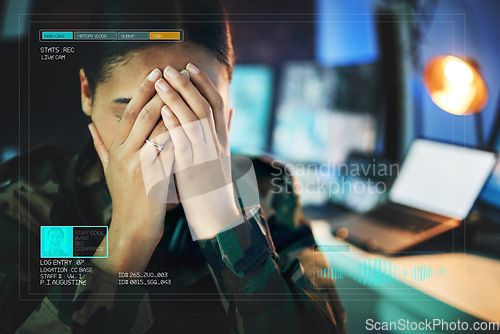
(311, 220), (500, 330)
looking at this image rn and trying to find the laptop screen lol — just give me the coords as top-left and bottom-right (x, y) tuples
(389, 139), (497, 220)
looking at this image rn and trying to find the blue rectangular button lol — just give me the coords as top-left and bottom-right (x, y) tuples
(42, 31), (73, 40)
(314, 245), (350, 252)
(74, 31), (117, 40)
(118, 32), (150, 40)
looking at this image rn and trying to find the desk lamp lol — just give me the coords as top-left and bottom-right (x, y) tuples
(423, 55), (488, 146)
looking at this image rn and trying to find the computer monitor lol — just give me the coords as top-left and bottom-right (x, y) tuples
(315, 0), (378, 67)
(271, 61), (381, 164)
(229, 64), (274, 155)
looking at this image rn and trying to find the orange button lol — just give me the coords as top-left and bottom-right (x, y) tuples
(149, 32), (181, 40)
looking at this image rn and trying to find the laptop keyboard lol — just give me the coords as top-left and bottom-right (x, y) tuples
(367, 206), (442, 233)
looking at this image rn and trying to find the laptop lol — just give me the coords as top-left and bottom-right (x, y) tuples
(471, 119), (500, 254)
(329, 139), (497, 254)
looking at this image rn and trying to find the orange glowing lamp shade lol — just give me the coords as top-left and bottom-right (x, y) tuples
(423, 55), (488, 115)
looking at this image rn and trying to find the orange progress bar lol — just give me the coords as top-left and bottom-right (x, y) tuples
(149, 32), (181, 40)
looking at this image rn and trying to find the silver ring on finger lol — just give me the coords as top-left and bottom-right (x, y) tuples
(145, 139), (164, 151)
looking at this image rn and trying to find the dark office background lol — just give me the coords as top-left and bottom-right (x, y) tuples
(2, 1), (500, 332)
(1, 0), (315, 160)
(1, 0), (500, 161)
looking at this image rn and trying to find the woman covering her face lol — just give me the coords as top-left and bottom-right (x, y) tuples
(0, 0), (346, 332)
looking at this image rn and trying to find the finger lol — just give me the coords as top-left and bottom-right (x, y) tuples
(139, 132), (175, 204)
(162, 66), (212, 122)
(113, 68), (161, 147)
(155, 77), (199, 126)
(88, 123), (109, 168)
(140, 138), (160, 166)
(141, 131), (171, 165)
(161, 105), (193, 167)
(126, 94), (165, 149)
(150, 118), (168, 138)
(186, 63), (228, 137)
(180, 69), (190, 80)
(149, 121), (173, 163)
(199, 118), (218, 160)
(161, 66), (218, 149)
(180, 120), (208, 163)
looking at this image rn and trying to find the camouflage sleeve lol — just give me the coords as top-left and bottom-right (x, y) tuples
(0, 149), (156, 333)
(198, 206), (346, 334)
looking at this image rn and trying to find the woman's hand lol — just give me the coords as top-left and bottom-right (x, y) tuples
(88, 68), (174, 274)
(155, 63), (243, 240)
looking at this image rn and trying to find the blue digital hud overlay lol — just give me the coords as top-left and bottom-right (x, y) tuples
(40, 226), (108, 258)
(40, 226), (73, 258)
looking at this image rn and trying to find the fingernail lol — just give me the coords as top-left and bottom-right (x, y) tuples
(162, 105), (173, 117)
(180, 69), (190, 80)
(156, 78), (170, 91)
(164, 66), (179, 79)
(186, 63), (199, 74)
(148, 68), (161, 82)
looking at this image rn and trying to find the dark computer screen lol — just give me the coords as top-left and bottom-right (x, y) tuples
(271, 61), (382, 164)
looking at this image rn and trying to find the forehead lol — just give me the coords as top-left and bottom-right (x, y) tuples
(95, 43), (226, 99)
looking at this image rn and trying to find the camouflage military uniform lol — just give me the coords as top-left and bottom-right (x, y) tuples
(0, 141), (346, 333)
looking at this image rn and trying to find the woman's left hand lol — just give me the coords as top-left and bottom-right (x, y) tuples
(154, 63), (242, 240)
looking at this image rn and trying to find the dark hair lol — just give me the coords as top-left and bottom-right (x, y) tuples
(81, 0), (234, 96)
(48, 227), (64, 238)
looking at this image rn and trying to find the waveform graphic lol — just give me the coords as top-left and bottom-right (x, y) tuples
(313, 258), (445, 286)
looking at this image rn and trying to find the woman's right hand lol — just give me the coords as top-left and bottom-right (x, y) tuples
(88, 68), (172, 275)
